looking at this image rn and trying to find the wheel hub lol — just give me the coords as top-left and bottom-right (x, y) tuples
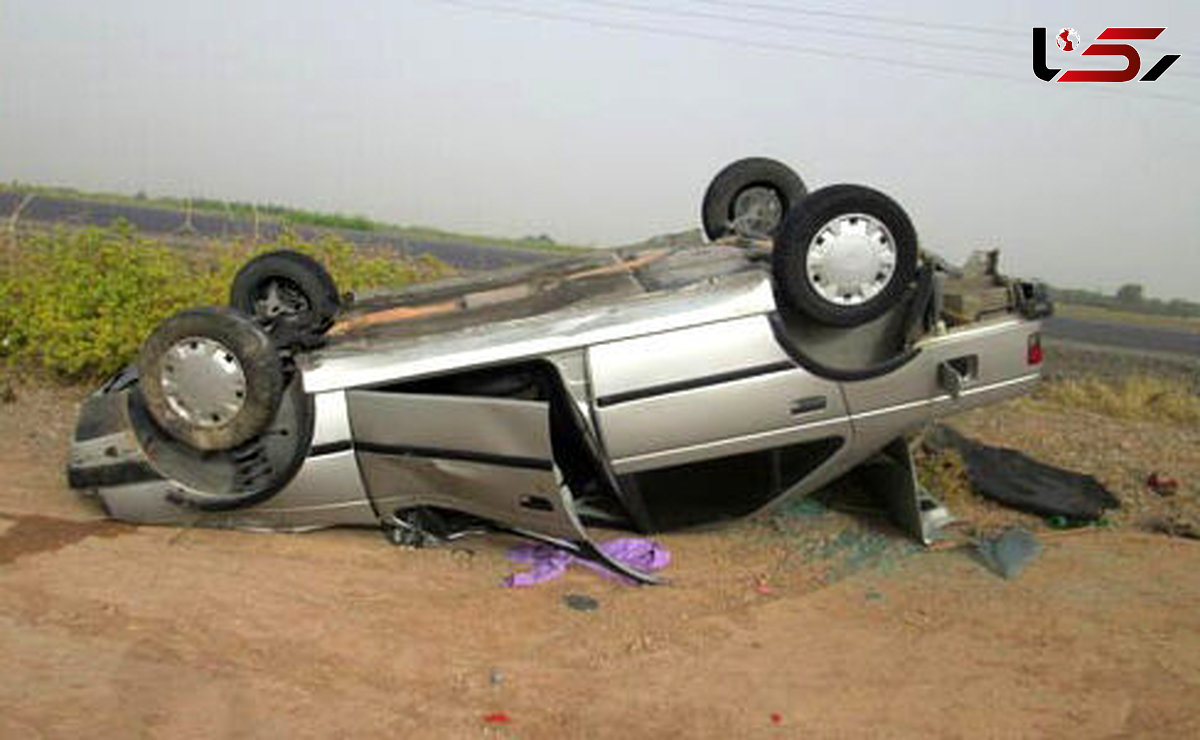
(804, 213), (897, 306)
(731, 186), (783, 238)
(160, 337), (247, 428)
(255, 279), (309, 321)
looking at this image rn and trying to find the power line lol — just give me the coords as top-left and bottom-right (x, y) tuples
(694, 0), (1200, 67)
(572, 0), (1199, 79)
(568, 0), (1019, 59)
(689, 0), (1013, 38)
(434, 0), (1020, 81)
(429, 0), (1199, 105)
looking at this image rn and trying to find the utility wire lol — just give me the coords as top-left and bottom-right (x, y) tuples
(430, 0), (1199, 105)
(693, 0), (1200, 62)
(435, 0), (1021, 80)
(568, 0), (1020, 59)
(689, 0), (1014, 38)
(693, 0), (1199, 67)
(577, 0), (1198, 78)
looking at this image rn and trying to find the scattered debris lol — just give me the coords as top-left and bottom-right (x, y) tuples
(925, 425), (1119, 520)
(1141, 515), (1200, 541)
(563, 593), (600, 612)
(753, 574), (773, 596)
(775, 497), (828, 519)
(482, 712), (511, 725)
(1045, 515), (1112, 531)
(976, 527), (1042, 579)
(504, 538), (670, 587)
(1147, 472), (1180, 497)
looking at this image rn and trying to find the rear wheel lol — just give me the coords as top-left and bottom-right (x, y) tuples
(702, 158), (807, 241)
(230, 250), (340, 346)
(137, 307), (284, 451)
(772, 184), (918, 327)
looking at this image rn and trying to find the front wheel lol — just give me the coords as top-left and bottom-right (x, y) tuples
(137, 307), (284, 451)
(772, 184), (918, 327)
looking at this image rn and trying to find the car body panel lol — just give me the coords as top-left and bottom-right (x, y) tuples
(300, 269), (774, 393)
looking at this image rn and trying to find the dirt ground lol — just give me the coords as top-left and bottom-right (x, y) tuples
(2, 379), (1199, 738)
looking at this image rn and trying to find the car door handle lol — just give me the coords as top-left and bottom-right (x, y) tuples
(938, 355), (978, 399)
(790, 396), (827, 415)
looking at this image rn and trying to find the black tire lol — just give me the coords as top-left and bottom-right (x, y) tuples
(230, 250), (340, 346)
(702, 158), (807, 241)
(137, 307), (284, 451)
(772, 184), (918, 327)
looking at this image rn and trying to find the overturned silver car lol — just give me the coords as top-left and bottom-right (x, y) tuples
(68, 159), (1051, 582)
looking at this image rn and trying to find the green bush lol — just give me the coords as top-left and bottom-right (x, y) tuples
(0, 225), (450, 380)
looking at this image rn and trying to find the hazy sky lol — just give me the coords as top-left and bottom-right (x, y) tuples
(2, 1), (1198, 299)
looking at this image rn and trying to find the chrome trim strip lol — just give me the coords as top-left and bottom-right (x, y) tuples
(611, 415), (851, 474)
(852, 372), (1040, 421)
(355, 441), (553, 471)
(595, 361), (794, 408)
(308, 441), (353, 457)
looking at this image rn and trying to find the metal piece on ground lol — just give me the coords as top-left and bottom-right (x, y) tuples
(563, 593), (600, 611)
(855, 437), (955, 545)
(977, 526), (1042, 579)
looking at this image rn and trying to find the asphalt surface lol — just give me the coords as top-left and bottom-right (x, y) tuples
(1043, 316), (1199, 358)
(0, 191), (555, 271)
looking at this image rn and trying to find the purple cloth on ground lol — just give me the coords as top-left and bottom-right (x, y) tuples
(503, 538), (670, 587)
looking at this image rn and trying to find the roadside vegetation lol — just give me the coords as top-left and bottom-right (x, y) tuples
(2, 182), (582, 253)
(1053, 302), (1200, 334)
(0, 224), (451, 380)
(1024, 374), (1200, 427)
(1050, 282), (1200, 321)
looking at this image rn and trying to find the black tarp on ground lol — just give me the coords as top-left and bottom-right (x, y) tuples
(924, 425), (1120, 520)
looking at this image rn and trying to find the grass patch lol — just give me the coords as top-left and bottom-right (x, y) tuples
(1055, 302), (1200, 334)
(914, 445), (975, 510)
(0, 224), (451, 380)
(1026, 374), (1200, 427)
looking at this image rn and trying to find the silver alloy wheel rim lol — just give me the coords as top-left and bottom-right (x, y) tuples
(160, 337), (247, 428)
(731, 186), (783, 238)
(804, 213), (897, 306)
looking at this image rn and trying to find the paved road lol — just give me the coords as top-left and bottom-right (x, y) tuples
(1044, 316), (1199, 357)
(0, 192), (556, 271)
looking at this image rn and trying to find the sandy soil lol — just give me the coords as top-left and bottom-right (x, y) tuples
(2, 382), (1199, 738)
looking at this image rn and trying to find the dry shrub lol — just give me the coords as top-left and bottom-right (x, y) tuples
(914, 445), (974, 508)
(1030, 375), (1200, 427)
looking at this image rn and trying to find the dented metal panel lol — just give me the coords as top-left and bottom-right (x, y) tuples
(346, 391), (554, 465)
(359, 455), (571, 539)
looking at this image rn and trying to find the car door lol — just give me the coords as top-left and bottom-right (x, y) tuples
(346, 389), (586, 540)
(588, 314), (851, 472)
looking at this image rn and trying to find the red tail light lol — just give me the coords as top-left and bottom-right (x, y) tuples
(1027, 333), (1043, 365)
